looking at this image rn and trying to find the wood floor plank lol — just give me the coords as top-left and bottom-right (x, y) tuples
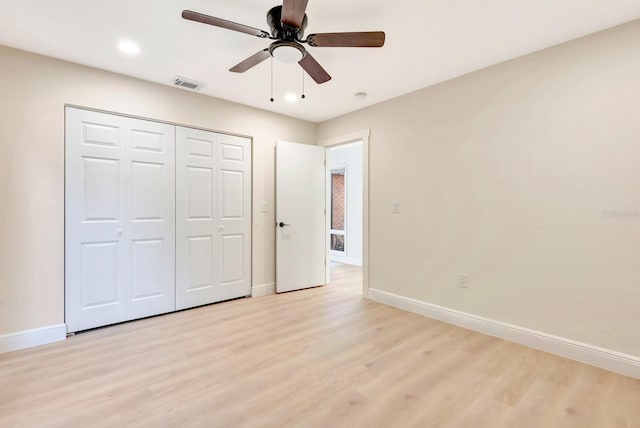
(1, 262), (639, 427)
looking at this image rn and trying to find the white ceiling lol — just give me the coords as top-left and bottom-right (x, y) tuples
(1, 1), (640, 123)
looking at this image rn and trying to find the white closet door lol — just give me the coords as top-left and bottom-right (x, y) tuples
(67, 109), (250, 330)
(176, 128), (251, 309)
(217, 133), (251, 301)
(66, 108), (175, 332)
(175, 127), (219, 309)
(65, 108), (127, 332)
(124, 118), (176, 319)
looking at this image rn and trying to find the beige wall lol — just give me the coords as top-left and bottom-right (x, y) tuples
(318, 21), (640, 356)
(0, 45), (316, 335)
(3, 18), (640, 358)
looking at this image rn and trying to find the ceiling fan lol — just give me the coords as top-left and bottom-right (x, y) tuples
(182, 0), (385, 84)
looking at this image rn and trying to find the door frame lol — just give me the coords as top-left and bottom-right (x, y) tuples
(319, 129), (370, 298)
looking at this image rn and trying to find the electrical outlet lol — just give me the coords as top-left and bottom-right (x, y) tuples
(458, 273), (469, 288)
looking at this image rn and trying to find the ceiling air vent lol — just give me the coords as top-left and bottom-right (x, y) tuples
(173, 76), (206, 91)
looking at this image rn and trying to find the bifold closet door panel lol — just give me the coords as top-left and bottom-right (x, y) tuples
(176, 128), (252, 309)
(66, 108), (176, 332)
(217, 134), (252, 301)
(175, 127), (219, 310)
(65, 108), (127, 332)
(124, 118), (176, 320)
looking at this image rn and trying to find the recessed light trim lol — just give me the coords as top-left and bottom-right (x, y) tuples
(118, 40), (140, 55)
(354, 92), (368, 100)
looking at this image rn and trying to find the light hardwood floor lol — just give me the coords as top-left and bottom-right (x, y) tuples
(1, 264), (639, 427)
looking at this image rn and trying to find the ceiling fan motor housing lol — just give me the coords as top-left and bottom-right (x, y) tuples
(267, 6), (308, 40)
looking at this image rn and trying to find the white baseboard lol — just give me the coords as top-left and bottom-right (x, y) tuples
(252, 282), (276, 297)
(368, 289), (640, 379)
(0, 324), (66, 354)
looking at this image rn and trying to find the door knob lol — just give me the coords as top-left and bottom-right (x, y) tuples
(278, 222), (290, 228)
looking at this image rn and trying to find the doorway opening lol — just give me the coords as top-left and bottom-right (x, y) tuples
(327, 141), (363, 294)
(330, 167), (346, 255)
(275, 136), (367, 296)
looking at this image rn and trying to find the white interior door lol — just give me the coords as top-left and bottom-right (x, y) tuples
(65, 108), (127, 332)
(66, 108), (175, 332)
(176, 127), (251, 309)
(276, 141), (326, 293)
(217, 133), (252, 301)
(176, 127), (218, 309)
(124, 118), (175, 320)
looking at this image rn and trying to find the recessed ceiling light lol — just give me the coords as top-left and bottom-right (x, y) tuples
(284, 93), (298, 103)
(354, 92), (368, 100)
(118, 40), (140, 55)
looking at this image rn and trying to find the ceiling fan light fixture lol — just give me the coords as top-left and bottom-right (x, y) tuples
(269, 41), (305, 64)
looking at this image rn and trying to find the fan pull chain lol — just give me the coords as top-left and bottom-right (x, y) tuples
(270, 57), (274, 103)
(301, 69), (306, 100)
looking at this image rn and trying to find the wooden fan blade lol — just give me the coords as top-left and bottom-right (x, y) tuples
(182, 10), (269, 38)
(281, 0), (308, 28)
(230, 49), (271, 73)
(298, 53), (331, 84)
(307, 32), (385, 47)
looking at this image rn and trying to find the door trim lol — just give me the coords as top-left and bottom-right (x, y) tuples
(318, 129), (370, 298)
(65, 104), (253, 140)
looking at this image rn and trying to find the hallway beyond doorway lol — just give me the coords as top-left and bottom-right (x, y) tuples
(330, 261), (362, 294)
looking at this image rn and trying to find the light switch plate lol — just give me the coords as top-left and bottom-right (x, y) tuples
(391, 201), (400, 214)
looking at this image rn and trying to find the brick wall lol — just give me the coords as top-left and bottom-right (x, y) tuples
(331, 173), (345, 230)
